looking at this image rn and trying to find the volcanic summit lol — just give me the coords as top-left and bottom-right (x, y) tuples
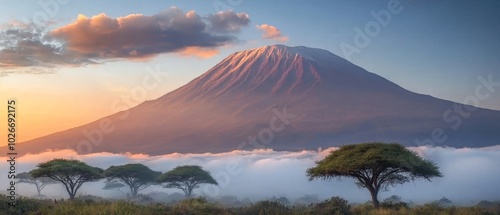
(12, 45), (500, 155)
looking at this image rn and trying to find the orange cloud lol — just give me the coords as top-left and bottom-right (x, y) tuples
(0, 8), (250, 72)
(256, 24), (289, 42)
(49, 8), (250, 61)
(177, 46), (220, 58)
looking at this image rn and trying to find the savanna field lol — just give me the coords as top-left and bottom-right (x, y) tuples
(1, 195), (499, 215)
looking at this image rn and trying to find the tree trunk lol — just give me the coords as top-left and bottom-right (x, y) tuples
(64, 184), (76, 200)
(36, 186), (42, 196)
(131, 187), (138, 198)
(69, 193), (76, 200)
(69, 186), (78, 200)
(369, 188), (380, 208)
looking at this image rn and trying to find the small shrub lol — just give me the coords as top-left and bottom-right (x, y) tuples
(268, 196), (291, 206)
(0, 194), (52, 214)
(380, 201), (409, 210)
(129, 194), (154, 204)
(172, 197), (229, 215)
(216, 195), (242, 207)
(413, 202), (442, 214)
(294, 194), (321, 206)
(350, 202), (375, 215)
(308, 196), (351, 215)
(235, 200), (291, 215)
(383, 195), (402, 204)
(477, 200), (500, 214)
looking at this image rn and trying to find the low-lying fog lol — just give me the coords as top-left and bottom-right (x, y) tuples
(1, 145), (499, 205)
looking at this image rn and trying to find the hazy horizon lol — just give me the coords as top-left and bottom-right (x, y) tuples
(1, 145), (499, 204)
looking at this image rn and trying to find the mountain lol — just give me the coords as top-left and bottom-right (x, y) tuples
(10, 45), (500, 155)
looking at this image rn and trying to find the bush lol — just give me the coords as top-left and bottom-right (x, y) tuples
(380, 201), (409, 210)
(0, 194), (52, 214)
(235, 200), (291, 215)
(36, 200), (170, 215)
(77, 194), (105, 203)
(382, 195), (402, 204)
(171, 197), (229, 215)
(294, 194), (320, 206)
(216, 195), (239, 207)
(1, 194), (499, 215)
(268, 196), (291, 206)
(412, 203), (494, 215)
(350, 202), (376, 215)
(308, 196), (352, 215)
(129, 194), (154, 204)
(477, 200), (500, 214)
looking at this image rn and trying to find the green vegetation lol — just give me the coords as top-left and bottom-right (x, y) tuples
(236, 200), (291, 214)
(30, 159), (104, 199)
(102, 181), (127, 193)
(104, 163), (162, 198)
(157, 165), (218, 197)
(307, 142), (442, 208)
(1, 195), (498, 215)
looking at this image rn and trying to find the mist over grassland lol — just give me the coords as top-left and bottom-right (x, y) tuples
(1, 145), (499, 205)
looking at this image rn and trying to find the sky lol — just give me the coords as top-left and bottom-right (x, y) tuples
(1, 0), (500, 142)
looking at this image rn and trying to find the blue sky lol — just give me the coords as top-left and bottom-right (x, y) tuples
(1, 0), (500, 141)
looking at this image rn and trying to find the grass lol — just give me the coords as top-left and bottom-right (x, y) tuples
(1, 195), (498, 215)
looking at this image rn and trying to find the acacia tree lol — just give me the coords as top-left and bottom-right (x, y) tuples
(102, 181), (126, 194)
(104, 163), (162, 198)
(307, 143), (442, 208)
(16, 172), (57, 196)
(30, 159), (104, 200)
(157, 165), (218, 197)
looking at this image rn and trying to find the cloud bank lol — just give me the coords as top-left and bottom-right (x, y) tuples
(0, 7), (250, 72)
(1, 146), (499, 204)
(0, 24), (91, 69)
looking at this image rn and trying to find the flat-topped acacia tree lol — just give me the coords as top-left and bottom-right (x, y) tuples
(30, 159), (104, 200)
(307, 143), (442, 208)
(157, 165), (218, 197)
(16, 172), (57, 197)
(104, 163), (162, 198)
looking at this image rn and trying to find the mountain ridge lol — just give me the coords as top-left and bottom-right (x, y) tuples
(9, 45), (500, 155)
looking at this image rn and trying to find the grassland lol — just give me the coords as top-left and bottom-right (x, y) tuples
(1, 195), (499, 215)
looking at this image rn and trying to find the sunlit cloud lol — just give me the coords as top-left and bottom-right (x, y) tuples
(256, 24), (288, 42)
(0, 8), (250, 75)
(177, 46), (220, 58)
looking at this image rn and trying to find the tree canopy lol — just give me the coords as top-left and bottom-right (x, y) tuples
(30, 159), (104, 199)
(157, 165), (218, 197)
(307, 142), (442, 208)
(102, 181), (126, 190)
(16, 172), (57, 196)
(104, 163), (162, 197)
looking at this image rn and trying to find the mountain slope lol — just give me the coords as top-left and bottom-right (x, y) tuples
(11, 45), (500, 155)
